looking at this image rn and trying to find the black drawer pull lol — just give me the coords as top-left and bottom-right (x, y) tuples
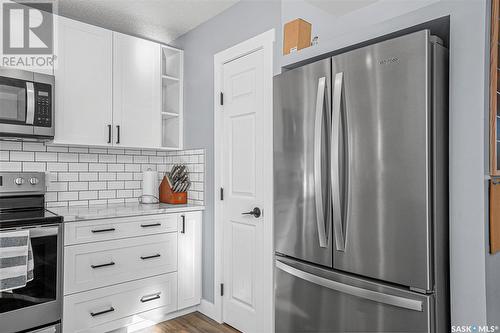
(140, 254), (161, 260)
(91, 228), (116, 233)
(140, 223), (161, 228)
(91, 261), (115, 269)
(90, 307), (115, 317)
(140, 294), (161, 303)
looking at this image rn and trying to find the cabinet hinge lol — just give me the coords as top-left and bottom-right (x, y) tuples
(220, 187), (224, 201)
(220, 92), (224, 106)
(220, 283), (224, 296)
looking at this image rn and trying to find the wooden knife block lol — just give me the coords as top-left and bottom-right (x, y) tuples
(159, 176), (187, 204)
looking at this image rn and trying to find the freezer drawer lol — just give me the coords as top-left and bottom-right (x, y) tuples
(275, 258), (433, 333)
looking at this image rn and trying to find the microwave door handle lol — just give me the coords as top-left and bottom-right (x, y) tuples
(26, 82), (35, 125)
(314, 76), (327, 248)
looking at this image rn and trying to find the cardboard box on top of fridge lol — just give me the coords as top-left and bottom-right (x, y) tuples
(283, 18), (312, 55)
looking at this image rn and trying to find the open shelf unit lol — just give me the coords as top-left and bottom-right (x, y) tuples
(161, 45), (183, 149)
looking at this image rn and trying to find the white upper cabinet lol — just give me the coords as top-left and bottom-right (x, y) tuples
(177, 211), (202, 310)
(54, 16), (113, 146)
(113, 33), (161, 149)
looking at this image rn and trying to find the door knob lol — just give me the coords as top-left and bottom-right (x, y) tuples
(242, 207), (261, 218)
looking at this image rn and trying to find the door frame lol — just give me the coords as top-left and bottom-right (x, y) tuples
(213, 29), (275, 332)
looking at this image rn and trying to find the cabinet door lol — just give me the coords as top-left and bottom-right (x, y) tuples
(177, 211), (202, 309)
(54, 16), (113, 146)
(113, 33), (161, 148)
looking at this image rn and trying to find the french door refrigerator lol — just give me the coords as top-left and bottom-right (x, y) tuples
(274, 30), (449, 332)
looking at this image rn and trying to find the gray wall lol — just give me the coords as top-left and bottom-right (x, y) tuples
(170, 0), (281, 302)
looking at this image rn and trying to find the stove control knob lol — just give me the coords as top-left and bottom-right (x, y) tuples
(29, 177), (39, 185)
(14, 177), (25, 185)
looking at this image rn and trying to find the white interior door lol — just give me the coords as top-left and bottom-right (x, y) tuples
(222, 49), (265, 333)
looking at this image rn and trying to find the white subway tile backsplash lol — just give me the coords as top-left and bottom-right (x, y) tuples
(23, 142), (46, 151)
(79, 191), (98, 200)
(47, 163), (68, 172)
(22, 162), (46, 172)
(0, 141), (204, 208)
(99, 190), (116, 199)
(0, 142), (22, 150)
(0, 161), (22, 171)
(58, 153), (78, 162)
(69, 182), (88, 191)
(89, 182), (106, 191)
(99, 154), (116, 163)
(10, 151), (34, 161)
(79, 154), (98, 163)
(35, 152), (57, 162)
(58, 191), (79, 201)
(59, 173), (79, 181)
(0, 151), (8, 161)
(69, 163), (89, 172)
(89, 163), (107, 172)
(79, 173), (98, 181)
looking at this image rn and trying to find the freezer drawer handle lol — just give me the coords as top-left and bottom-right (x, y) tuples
(314, 76), (328, 248)
(276, 261), (423, 312)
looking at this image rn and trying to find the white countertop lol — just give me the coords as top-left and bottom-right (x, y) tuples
(50, 202), (205, 222)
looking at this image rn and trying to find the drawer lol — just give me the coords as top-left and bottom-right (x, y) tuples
(63, 273), (177, 333)
(64, 233), (177, 295)
(64, 214), (179, 245)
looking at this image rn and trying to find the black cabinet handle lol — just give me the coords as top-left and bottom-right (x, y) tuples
(90, 307), (115, 317)
(140, 223), (161, 228)
(91, 261), (115, 269)
(140, 294), (161, 303)
(91, 228), (115, 233)
(107, 124), (112, 144)
(140, 254), (161, 260)
(181, 215), (185, 234)
(116, 125), (120, 144)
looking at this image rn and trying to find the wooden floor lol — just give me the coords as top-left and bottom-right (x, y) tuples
(137, 312), (240, 333)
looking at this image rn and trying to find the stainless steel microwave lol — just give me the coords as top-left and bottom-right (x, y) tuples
(0, 68), (54, 140)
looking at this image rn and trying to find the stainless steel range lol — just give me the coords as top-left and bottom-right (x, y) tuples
(0, 172), (62, 333)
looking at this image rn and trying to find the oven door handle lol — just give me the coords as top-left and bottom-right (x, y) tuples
(26, 82), (35, 125)
(22, 225), (59, 238)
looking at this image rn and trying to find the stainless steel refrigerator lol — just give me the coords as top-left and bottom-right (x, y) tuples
(274, 30), (449, 332)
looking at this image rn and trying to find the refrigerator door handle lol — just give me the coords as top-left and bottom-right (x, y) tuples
(276, 260), (423, 312)
(314, 76), (328, 248)
(332, 72), (346, 251)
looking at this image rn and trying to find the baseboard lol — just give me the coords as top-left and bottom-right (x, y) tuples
(197, 299), (221, 323)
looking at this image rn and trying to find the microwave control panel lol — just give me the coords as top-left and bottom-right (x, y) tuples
(33, 83), (52, 127)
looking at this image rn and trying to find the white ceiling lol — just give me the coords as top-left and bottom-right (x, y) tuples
(51, 0), (239, 44)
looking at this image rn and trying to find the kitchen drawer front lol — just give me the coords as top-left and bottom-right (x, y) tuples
(64, 233), (177, 295)
(63, 273), (177, 333)
(64, 214), (179, 245)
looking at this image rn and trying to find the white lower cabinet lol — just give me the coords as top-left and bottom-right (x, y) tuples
(178, 211), (202, 309)
(63, 273), (177, 333)
(62, 211), (203, 333)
